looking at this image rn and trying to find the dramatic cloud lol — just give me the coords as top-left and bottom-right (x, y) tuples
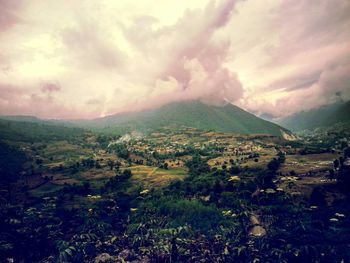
(0, 0), (349, 119)
(232, 0), (350, 117)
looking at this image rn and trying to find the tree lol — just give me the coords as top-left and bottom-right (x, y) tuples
(107, 160), (114, 170)
(229, 166), (240, 175)
(35, 159), (43, 165)
(333, 159), (340, 170)
(82, 182), (91, 194)
(267, 152), (285, 172)
(186, 154), (210, 176)
(310, 186), (327, 206)
(122, 169), (132, 179)
(95, 160), (102, 169)
(341, 141), (348, 150)
(0, 142), (27, 201)
(110, 143), (129, 159)
(213, 180), (223, 194)
(267, 158), (280, 171)
(345, 147), (350, 158)
(164, 162), (169, 170)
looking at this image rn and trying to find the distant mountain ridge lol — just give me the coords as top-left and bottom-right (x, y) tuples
(277, 101), (350, 131)
(82, 100), (291, 136)
(0, 100), (292, 137)
(0, 115), (42, 123)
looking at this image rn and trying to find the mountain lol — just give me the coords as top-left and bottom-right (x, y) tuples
(0, 115), (42, 123)
(0, 101), (292, 136)
(0, 118), (86, 142)
(277, 101), (350, 131)
(83, 100), (291, 136)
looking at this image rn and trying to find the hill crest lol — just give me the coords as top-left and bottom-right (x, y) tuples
(88, 100), (291, 137)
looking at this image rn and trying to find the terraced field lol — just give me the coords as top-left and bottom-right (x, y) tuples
(280, 153), (340, 174)
(242, 154), (275, 169)
(130, 165), (187, 187)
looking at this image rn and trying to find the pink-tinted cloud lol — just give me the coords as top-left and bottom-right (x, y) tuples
(235, 0), (350, 117)
(0, 0), (349, 119)
(0, 83), (24, 101)
(61, 22), (126, 70)
(41, 82), (61, 93)
(118, 0), (243, 108)
(0, 81), (101, 119)
(159, 1), (242, 104)
(244, 55), (350, 118)
(0, 0), (23, 32)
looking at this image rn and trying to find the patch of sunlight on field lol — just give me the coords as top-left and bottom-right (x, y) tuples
(130, 165), (187, 187)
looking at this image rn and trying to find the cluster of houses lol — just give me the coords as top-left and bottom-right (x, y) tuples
(111, 128), (287, 170)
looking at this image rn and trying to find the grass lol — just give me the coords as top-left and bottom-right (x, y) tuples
(30, 183), (63, 197)
(90, 178), (109, 188)
(44, 141), (90, 157)
(164, 168), (188, 176)
(79, 169), (116, 180)
(130, 165), (187, 187)
(242, 155), (275, 169)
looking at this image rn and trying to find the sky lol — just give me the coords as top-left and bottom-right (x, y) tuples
(0, 0), (350, 119)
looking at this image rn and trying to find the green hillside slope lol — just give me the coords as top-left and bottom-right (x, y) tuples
(90, 100), (289, 136)
(278, 101), (350, 131)
(0, 119), (87, 143)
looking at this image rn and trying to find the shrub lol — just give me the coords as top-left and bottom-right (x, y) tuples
(139, 197), (223, 231)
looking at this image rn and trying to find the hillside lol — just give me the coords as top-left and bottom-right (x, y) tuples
(0, 115), (42, 123)
(0, 101), (291, 137)
(0, 119), (87, 143)
(278, 101), (350, 131)
(85, 100), (290, 136)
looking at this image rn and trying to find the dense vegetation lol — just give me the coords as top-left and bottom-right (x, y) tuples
(0, 142), (28, 200)
(1, 148), (350, 262)
(0, 118), (350, 262)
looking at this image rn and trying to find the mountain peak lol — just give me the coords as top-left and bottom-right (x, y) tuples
(87, 100), (290, 136)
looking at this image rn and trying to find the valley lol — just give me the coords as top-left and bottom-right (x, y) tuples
(1, 1), (350, 262)
(1, 117), (350, 262)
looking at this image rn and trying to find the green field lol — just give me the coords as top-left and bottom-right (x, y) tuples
(130, 165), (187, 187)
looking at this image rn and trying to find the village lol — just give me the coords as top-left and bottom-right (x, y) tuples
(12, 124), (344, 206)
